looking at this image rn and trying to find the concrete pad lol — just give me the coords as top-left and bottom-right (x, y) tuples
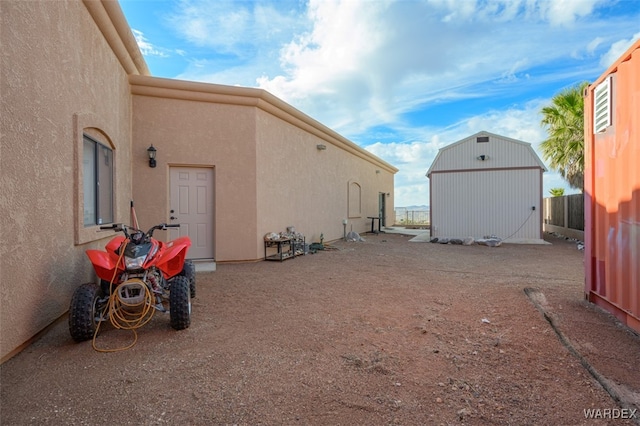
(194, 261), (216, 272)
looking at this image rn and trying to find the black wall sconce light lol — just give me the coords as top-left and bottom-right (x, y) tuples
(147, 144), (157, 168)
(477, 154), (488, 161)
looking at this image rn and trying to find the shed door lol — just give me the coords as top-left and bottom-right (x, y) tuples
(169, 167), (214, 260)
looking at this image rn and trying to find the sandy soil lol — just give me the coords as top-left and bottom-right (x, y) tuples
(2, 232), (639, 425)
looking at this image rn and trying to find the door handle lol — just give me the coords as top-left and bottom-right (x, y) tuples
(170, 216), (177, 220)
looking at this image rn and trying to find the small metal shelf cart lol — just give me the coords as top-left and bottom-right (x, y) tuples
(264, 237), (305, 261)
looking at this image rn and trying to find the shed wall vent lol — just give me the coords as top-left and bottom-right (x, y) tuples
(476, 136), (489, 143)
(593, 76), (612, 134)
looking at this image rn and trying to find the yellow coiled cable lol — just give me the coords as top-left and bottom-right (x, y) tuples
(92, 239), (157, 353)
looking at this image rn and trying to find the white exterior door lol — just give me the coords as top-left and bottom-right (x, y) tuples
(169, 167), (215, 260)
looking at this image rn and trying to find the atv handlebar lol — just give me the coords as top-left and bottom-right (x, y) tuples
(100, 223), (180, 239)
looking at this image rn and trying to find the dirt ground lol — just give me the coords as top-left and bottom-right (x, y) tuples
(1, 232), (639, 425)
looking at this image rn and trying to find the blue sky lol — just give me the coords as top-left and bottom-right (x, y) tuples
(119, 0), (640, 207)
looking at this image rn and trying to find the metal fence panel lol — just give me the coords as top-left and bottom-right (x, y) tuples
(394, 210), (430, 225)
(548, 197), (565, 226)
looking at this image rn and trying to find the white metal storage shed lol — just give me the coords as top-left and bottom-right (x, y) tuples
(426, 131), (547, 243)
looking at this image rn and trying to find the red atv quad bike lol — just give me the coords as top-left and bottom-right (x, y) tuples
(69, 223), (195, 342)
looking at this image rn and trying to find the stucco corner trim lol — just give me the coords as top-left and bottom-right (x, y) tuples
(82, 0), (150, 76)
(128, 75), (398, 174)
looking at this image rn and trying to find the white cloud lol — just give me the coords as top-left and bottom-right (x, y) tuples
(256, 0), (391, 128)
(426, 0), (606, 26)
(161, 0), (638, 133)
(166, 0), (304, 56)
(367, 141), (436, 207)
(161, 0), (308, 87)
(141, 0), (637, 205)
(599, 33), (640, 68)
(464, 102), (547, 144)
(587, 37), (604, 54)
(364, 100), (582, 207)
(167, 1), (252, 51)
(132, 29), (169, 57)
(251, 0), (636, 139)
(540, 0), (602, 26)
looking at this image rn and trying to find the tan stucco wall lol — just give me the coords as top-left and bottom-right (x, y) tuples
(0, 1), (136, 361)
(255, 109), (395, 250)
(129, 76), (396, 261)
(131, 79), (260, 262)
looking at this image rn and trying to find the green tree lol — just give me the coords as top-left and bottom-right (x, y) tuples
(549, 187), (565, 197)
(539, 81), (589, 191)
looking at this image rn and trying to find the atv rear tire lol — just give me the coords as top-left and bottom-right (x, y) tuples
(170, 276), (191, 330)
(69, 282), (104, 342)
(180, 260), (196, 298)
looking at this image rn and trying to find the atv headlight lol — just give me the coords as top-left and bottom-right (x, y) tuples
(125, 255), (146, 270)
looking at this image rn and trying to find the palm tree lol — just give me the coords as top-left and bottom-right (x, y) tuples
(549, 188), (565, 197)
(539, 81), (589, 191)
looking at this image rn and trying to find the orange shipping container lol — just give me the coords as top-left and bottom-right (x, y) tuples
(583, 39), (640, 333)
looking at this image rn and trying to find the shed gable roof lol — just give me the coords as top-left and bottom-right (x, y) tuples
(426, 131), (547, 176)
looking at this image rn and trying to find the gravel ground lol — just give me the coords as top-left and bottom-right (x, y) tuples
(1, 232), (639, 425)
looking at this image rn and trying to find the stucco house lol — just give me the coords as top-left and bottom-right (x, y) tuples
(0, 0), (397, 362)
(583, 39), (640, 333)
(426, 131), (546, 243)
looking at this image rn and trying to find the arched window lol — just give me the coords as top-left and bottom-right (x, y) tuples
(74, 112), (117, 245)
(83, 134), (113, 226)
(348, 181), (361, 218)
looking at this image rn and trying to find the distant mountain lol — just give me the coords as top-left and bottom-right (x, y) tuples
(395, 205), (429, 211)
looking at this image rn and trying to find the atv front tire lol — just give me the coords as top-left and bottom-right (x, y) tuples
(180, 260), (196, 298)
(170, 276), (191, 330)
(69, 282), (105, 342)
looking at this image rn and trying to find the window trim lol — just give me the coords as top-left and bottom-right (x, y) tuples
(83, 134), (114, 227)
(74, 112), (118, 245)
(348, 180), (362, 218)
